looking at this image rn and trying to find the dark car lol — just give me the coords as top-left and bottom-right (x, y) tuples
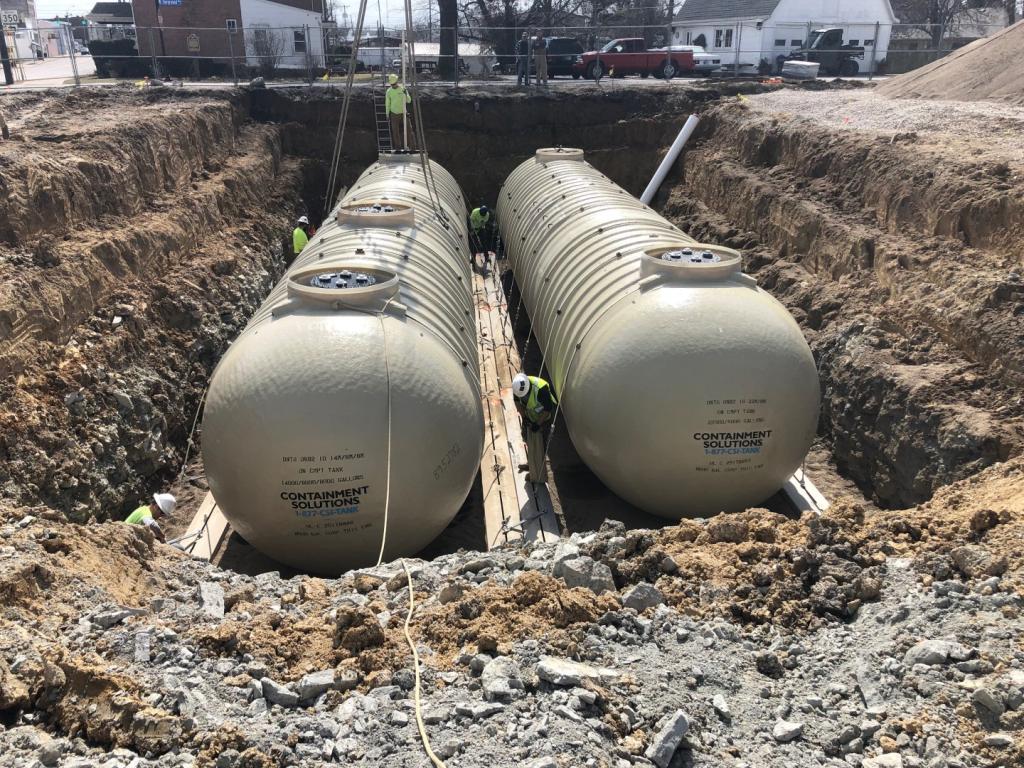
(545, 36), (584, 78)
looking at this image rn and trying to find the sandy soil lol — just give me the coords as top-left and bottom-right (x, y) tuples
(878, 19), (1024, 106)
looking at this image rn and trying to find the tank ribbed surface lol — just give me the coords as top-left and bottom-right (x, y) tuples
(203, 156), (482, 574)
(497, 149), (820, 518)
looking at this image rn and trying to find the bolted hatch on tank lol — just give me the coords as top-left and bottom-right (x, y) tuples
(202, 155), (483, 575)
(496, 148), (820, 519)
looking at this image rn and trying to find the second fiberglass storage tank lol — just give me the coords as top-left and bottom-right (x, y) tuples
(497, 148), (819, 518)
(202, 155), (482, 574)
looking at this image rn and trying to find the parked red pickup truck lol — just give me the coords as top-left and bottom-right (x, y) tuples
(573, 38), (695, 80)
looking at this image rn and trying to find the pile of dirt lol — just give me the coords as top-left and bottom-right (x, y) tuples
(878, 20), (1024, 104)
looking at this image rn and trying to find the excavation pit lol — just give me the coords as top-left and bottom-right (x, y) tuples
(0, 83), (1021, 564)
(1, 77), (1023, 768)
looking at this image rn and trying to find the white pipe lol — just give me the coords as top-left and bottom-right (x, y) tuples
(640, 114), (700, 206)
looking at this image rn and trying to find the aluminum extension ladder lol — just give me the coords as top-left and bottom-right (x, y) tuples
(373, 88), (392, 154)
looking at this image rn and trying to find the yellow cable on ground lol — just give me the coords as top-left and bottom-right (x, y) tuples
(402, 559), (447, 768)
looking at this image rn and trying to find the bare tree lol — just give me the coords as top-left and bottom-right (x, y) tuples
(249, 28), (286, 78)
(891, 0), (1005, 46)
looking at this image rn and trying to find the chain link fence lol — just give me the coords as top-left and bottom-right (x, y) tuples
(0, 19), (1011, 87)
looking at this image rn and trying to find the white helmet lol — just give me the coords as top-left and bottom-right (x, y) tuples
(152, 492), (177, 516)
(512, 374), (530, 399)
(297, 215), (309, 225)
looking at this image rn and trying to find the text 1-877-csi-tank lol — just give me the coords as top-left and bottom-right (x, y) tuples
(202, 156), (483, 574)
(497, 148), (819, 518)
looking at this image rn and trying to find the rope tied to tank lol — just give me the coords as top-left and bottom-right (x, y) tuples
(366, 304), (448, 768)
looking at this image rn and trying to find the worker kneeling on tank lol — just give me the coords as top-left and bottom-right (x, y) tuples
(513, 373), (557, 484)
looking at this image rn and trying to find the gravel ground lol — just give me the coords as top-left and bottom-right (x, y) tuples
(1, 456), (1022, 768)
(743, 88), (1024, 167)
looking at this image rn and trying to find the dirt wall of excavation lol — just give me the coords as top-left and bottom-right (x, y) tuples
(0, 90), (310, 521)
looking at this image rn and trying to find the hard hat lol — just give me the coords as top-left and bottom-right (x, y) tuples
(512, 374), (530, 399)
(297, 215), (309, 225)
(388, 73), (399, 84)
(153, 493), (177, 516)
(480, 205), (489, 215)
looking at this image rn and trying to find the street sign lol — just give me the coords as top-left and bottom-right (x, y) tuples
(186, 33), (200, 52)
(0, 11), (20, 25)
(158, 0), (182, 5)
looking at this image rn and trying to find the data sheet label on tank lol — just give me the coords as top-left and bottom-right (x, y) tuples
(691, 398), (771, 475)
(277, 452), (374, 538)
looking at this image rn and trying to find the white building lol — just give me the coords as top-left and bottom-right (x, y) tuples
(671, 0), (895, 74)
(241, 0), (325, 70)
(354, 42), (496, 76)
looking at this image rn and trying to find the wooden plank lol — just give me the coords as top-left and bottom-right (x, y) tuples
(487, 265), (560, 543)
(177, 492), (230, 561)
(782, 468), (830, 516)
(499, 388), (560, 543)
(474, 272), (521, 548)
(474, 261), (561, 547)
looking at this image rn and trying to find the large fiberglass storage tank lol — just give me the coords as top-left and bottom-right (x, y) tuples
(497, 148), (819, 518)
(202, 155), (482, 574)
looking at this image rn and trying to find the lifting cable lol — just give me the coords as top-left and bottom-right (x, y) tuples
(317, 12), (452, 761)
(324, 0), (449, 225)
(323, 0), (369, 218)
(399, 0), (448, 224)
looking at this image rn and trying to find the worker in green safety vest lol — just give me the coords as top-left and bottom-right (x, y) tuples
(124, 492), (176, 543)
(293, 215), (310, 257)
(385, 73), (412, 150)
(469, 204), (494, 269)
(512, 373), (557, 484)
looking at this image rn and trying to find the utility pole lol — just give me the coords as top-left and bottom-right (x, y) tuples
(0, 24), (13, 86)
(153, 0), (166, 61)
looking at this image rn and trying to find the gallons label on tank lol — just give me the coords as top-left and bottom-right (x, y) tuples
(277, 450), (375, 539)
(690, 396), (774, 475)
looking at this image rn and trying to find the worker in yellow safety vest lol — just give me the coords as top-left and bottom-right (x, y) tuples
(469, 205), (493, 251)
(469, 204), (494, 269)
(512, 373), (557, 483)
(293, 216), (310, 257)
(385, 73), (412, 150)
(124, 492), (176, 543)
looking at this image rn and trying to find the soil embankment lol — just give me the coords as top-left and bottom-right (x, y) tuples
(0, 88), (307, 520)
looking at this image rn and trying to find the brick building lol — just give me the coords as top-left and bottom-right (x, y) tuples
(131, 0), (324, 71)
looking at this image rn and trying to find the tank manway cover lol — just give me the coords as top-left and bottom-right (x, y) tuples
(642, 244), (743, 281)
(286, 266), (400, 311)
(310, 271), (377, 289)
(337, 200), (415, 228)
(535, 147), (585, 163)
(662, 248), (720, 263)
